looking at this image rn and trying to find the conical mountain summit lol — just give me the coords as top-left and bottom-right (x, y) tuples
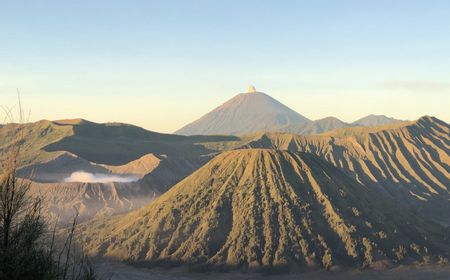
(175, 87), (310, 135)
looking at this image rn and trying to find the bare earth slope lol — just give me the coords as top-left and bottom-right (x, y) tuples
(19, 152), (164, 221)
(244, 116), (450, 224)
(81, 149), (449, 271)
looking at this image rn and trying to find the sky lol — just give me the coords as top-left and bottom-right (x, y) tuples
(1, 0), (449, 133)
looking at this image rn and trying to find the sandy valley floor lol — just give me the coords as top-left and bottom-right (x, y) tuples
(96, 262), (450, 280)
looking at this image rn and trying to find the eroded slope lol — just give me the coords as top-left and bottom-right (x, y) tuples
(244, 117), (450, 223)
(81, 149), (449, 271)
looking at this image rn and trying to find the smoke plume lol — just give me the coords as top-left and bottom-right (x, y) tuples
(64, 171), (139, 183)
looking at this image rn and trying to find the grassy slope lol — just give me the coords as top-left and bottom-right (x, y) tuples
(43, 120), (240, 165)
(0, 119), (247, 167)
(0, 120), (74, 167)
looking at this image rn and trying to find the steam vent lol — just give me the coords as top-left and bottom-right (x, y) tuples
(247, 85), (257, 93)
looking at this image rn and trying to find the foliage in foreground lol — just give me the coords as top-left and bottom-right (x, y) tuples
(0, 101), (98, 279)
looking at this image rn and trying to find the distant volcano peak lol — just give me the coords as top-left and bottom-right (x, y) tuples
(175, 88), (310, 135)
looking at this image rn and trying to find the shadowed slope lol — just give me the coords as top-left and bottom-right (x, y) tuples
(0, 118), (243, 168)
(43, 120), (238, 165)
(81, 149), (449, 271)
(18, 152), (161, 222)
(18, 152), (162, 182)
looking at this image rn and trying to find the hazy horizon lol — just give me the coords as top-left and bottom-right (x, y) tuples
(2, 0), (449, 133)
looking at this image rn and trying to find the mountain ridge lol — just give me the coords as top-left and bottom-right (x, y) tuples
(242, 116), (450, 224)
(352, 114), (403, 127)
(175, 88), (405, 136)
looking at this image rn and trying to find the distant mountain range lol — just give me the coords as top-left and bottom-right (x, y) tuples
(353, 114), (403, 127)
(1, 114), (446, 225)
(79, 115), (450, 271)
(176, 87), (403, 135)
(1, 98), (448, 272)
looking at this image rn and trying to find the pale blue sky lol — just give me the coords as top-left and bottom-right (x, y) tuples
(1, 0), (449, 132)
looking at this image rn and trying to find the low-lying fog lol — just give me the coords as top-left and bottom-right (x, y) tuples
(64, 171), (140, 183)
